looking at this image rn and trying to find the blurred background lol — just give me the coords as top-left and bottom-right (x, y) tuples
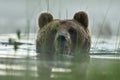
(0, 0), (120, 36)
(0, 0), (120, 80)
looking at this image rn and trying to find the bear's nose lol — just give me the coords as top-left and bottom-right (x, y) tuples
(57, 35), (66, 42)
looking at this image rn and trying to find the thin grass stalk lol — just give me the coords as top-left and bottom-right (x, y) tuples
(91, 17), (95, 37)
(79, 0), (83, 9)
(46, 0), (49, 12)
(38, 0), (41, 10)
(59, 0), (61, 19)
(115, 21), (120, 51)
(94, 6), (110, 49)
(66, 9), (68, 19)
(25, 0), (30, 56)
(94, 0), (113, 50)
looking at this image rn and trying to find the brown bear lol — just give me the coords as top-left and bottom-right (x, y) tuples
(36, 11), (91, 80)
(36, 11), (91, 59)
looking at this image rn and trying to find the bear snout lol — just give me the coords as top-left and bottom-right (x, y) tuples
(54, 33), (71, 54)
(57, 34), (66, 43)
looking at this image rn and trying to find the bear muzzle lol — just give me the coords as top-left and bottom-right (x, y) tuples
(54, 32), (71, 55)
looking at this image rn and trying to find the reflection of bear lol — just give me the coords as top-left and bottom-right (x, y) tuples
(36, 11), (91, 80)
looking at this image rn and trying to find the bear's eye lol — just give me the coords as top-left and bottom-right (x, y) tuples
(68, 28), (77, 35)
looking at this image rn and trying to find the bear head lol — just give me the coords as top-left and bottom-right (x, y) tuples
(36, 11), (91, 57)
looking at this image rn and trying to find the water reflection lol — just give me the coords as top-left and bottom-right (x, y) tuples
(0, 55), (89, 80)
(0, 53), (120, 80)
(36, 52), (90, 80)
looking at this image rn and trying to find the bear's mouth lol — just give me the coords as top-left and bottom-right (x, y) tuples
(56, 42), (69, 54)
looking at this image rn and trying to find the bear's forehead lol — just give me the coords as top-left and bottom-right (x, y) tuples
(49, 20), (81, 29)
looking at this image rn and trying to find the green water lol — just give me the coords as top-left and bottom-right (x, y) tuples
(87, 58), (120, 80)
(0, 57), (119, 80)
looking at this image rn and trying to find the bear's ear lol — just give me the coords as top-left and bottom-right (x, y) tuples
(73, 11), (88, 28)
(38, 13), (53, 28)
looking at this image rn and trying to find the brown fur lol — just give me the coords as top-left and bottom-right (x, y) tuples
(36, 11), (91, 59)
